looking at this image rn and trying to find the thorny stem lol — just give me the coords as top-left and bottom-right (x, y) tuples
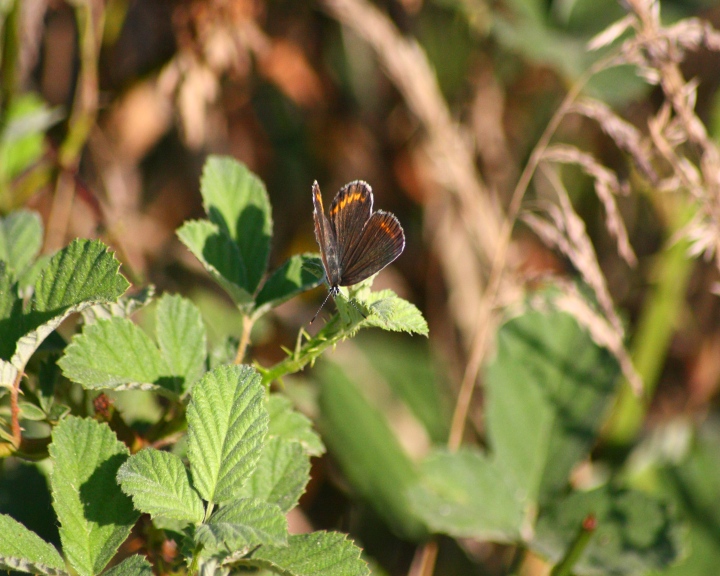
(10, 370), (23, 448)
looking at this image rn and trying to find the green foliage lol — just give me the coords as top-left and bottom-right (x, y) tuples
(485, 309), (620, 506)
(534, 486), (682, 575)
(186, 365), (269, 505)
(58, 294), (206, 397)
(0, 156), (418, 574)
(114, 364), (364, 574)
(249, 532), (370, 576)
(403, 306), (682, 573)
(0, 93), (62, 205)
(0, 154), (685, 576)
(116, 448), (205, 524)
(0, 513), (65, 575)
(318, 362), (427, 540)
(408, 447), (525, 541)
(0, 236), (129, 387)
(49, 417), (139, 576)
(177, 156), (321, 315)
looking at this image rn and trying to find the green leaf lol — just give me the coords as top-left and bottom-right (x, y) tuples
(32, 239), (129, 316)
(49, 416), (139, 576)
(201, 156), (273, 293)
(0, 513), (66, 575)
(188, 365), (269, 504)
(362, 290), (429, 335)
(117, 448), (205, 524)
(58, 318), (171, 394)
(259, 288), (428, 386)
(1, 239), (129, 387)
(407, 447), (524, 541)
(81, 285), (155, 324)
(195, 498), (287, 553)
(177, 219), (253, 308)
(357, 334), (451, 443)
(0, 261), (22, 362)
(19, 400), (47, 421)
(267, 395), (325, 457)
(0, 94), (62, 182)
(239, 436), (310, 513)
(318, 362), (426, 540)
(250, 532), (369, 576)
(653, 422), (720, 575)
(0, 210), (42, 277)
(102, 554), (153, 576)
(155, 294), (207, 392)
(254, 254), (324, 316)
(533, 486), (683, 576)
(485, 309), (619, 507)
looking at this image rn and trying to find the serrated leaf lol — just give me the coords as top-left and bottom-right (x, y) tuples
(1, 239), (129, 387)
(58, 318), (171, 393)
(0, 262), (22, 363)
(188, 365), (269, 504)
(238, 436), (310, 513)
(81, 285), (155, 323)
(200, 156), (273, 293)
(533, 486), (683, 576)
(18, 253), (51, 292)
(408, 447), (524, 541)
(177, 219), (253, 307)
(254, 254), (324, 316)
(318, 362), (426, 540)
(250, 532), (369, 576)
(267, 395), (324, 457)
(362, 290), (428, 335)
(155, 294), (207, 392)
(485, 309), (619, 507)
(0, 513), (66, 575)
(117, 448), (205, 524)
(49, 417), (139, 576)
(195, 498), (287, 553)
(0, 210), (42, 277)
(102, 554), (153, 576)
(32, 239), (129, 316)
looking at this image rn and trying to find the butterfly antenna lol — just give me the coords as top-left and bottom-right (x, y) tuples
(309, 290), (334, 324)
(336, 291), (367, 319)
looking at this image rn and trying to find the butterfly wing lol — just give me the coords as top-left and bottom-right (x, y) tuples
(339, 210), (405, 286)
(328, 181), (373, 274)
(312, 182), (340, 287)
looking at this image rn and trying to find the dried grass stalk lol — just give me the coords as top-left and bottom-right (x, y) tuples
(541, 144), (637, 267)
(523, 165), (641, 394)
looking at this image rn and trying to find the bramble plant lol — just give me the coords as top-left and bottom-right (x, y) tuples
(0, 156), (684, 576)
(0, 157), (428, 575)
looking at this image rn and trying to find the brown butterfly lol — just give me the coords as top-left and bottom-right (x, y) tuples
(311, 180), (405, 322)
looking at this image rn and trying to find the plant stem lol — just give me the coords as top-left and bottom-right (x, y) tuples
(45, 0), (103, 253)
(408, 540), (438, 576)
(550, 514), (597, 576)
(235, 314), (254, 364)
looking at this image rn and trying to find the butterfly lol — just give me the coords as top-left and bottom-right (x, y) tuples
(311, 180), (405, 323)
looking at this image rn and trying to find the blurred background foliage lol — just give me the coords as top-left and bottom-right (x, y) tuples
(3, 0), (720, 574)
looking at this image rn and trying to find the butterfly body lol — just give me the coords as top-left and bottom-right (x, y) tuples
(311, 180), (405, 320)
